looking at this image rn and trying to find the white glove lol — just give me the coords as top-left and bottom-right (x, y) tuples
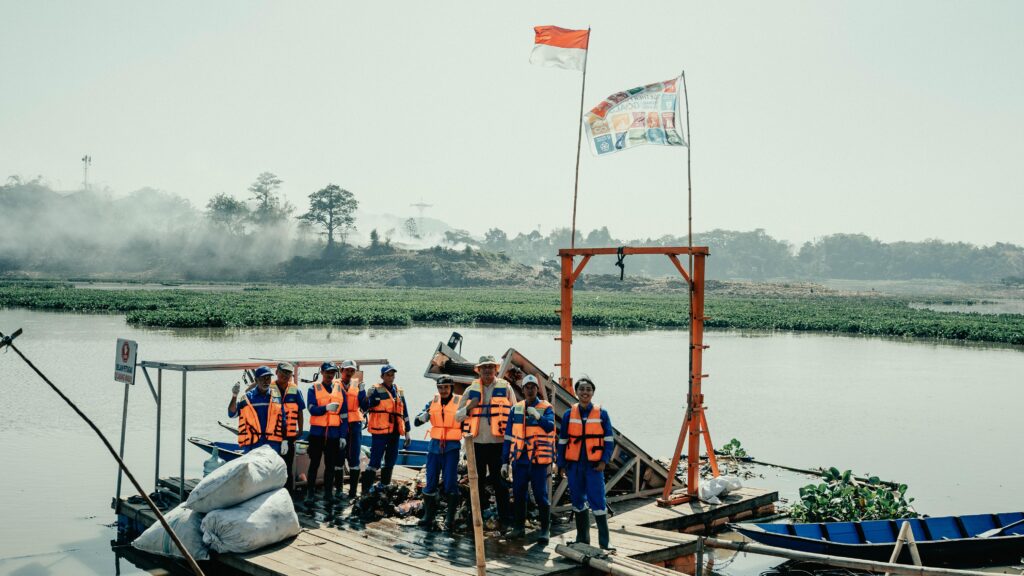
(415, 413), (429, 426)
(231, 382), (240, 395)
(340, 438), (347, 451)
(455, 407), (467, 422)
(500, 464), (511, 480)
(326, 402), (340, 413)
(526, 407), (541, 420)
(358, 380), (366, 391)
(280, 443), (289, 456)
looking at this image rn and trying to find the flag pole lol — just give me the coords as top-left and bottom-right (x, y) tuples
(681, 68), (696, 465)
(569, 28), (591, 249)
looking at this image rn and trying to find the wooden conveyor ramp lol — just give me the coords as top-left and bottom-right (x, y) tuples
(425, 340), (672, 512)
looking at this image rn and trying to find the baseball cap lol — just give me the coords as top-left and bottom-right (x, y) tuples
(380, 364), (397, 376)
(339, 360), (357, 370)
(522, 374), (539, 388)
(276, 362), (295, 373)
(253, 366), (273, 379)
(320, 362), (338, 372)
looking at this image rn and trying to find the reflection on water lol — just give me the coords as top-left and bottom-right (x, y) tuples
(911, 300), (1024, 315)
(0, 307), (1022, 574)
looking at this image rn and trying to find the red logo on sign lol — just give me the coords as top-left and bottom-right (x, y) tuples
(121, 342), (131, 363)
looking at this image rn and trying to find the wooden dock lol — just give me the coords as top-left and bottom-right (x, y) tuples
(116, 469), (777, 576)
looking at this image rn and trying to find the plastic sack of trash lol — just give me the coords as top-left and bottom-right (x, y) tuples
(132, 504), (209, 561)
(699, 478), (724, 504)
(201, 488), (300, 553)
(185, 444), (286, 513)
(718, 474), (743, 495)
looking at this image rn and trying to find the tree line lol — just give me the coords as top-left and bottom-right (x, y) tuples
(3, 174), (1023, 283)
(469, 226), (1024, 282)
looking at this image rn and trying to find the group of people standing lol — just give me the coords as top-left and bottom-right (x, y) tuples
(227, 355), (616, 550)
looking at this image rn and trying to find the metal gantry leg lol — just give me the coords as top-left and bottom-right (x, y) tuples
(180, 371), (187, 502)
(114, 380), (130, 504)
(155, 369), (162, 492)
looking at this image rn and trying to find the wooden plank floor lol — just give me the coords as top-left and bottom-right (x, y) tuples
(117, 472), (777, 576)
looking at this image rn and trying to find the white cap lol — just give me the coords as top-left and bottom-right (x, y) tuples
(339, 360), (357, 370)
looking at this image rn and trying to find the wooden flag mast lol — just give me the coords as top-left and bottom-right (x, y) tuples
(557, 68), (718, 505)
(569, 28), (590, 249)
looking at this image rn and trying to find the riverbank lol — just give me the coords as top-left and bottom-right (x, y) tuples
(1, 283), (1022, 345)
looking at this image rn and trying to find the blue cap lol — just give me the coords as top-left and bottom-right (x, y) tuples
(380, 364), (397, 376)
(253, 366), (273, 379)
(321, 362), (338, 372)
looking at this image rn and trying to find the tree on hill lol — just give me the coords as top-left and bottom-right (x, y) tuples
(206, 193), (250, 235)
(248, 172), (293, 225)
(403, 217), (420, 239)
(298, 184), (358, 248)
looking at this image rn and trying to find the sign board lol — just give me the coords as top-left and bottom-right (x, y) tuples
(114, 338), (138, 384)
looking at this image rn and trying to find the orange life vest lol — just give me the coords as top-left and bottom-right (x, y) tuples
(276, 380), (301, 439)
(464, 378), (512, 438)
(367, 384), (406, 435)
(565, 403), (607, 462)
(309, 382), (346, 428)
(238, 387), (284, 447)
(509, 400), (555, 464)
(429, 393), (463, 442)
(340, 379), (363, 423)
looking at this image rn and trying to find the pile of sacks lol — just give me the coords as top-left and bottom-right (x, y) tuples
(698, 474), (744, 505)
(132, 445), (301, 561)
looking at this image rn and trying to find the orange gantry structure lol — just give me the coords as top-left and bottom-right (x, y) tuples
(556, 246), (719, 504)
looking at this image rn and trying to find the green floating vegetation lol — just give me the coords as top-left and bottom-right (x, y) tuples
(790, 467), (916, 523)
(0, 284), (1022, 345)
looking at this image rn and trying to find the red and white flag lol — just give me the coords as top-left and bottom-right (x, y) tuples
(529, 26), (589, 71)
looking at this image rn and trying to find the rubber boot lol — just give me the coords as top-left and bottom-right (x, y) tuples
(380, 466), (394, 486)
(417, 493), (438, 530)
(445, 493), (459, 533)
(348, 470), (361, 499)
(506, 498), (526, 538)
(361, 469), (377, 496)
(573, 510), (590, 545)
(324, 482), (336, 509)
(595, 514), (615, 552)
(537, 504), (551, 546)
(303, 483), (317, 511)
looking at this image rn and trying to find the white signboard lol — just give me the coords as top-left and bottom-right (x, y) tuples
(115, 338), (138, 384)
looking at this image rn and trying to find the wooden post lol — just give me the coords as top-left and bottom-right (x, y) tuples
(463, 435), (487, 576)
(558, 253), (574, 392)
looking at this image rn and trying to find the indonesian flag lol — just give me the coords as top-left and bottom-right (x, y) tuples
(529, 26), (589, 71)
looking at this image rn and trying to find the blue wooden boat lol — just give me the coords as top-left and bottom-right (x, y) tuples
(188, 432), (430, 469)
(732, 513), (1024, 567)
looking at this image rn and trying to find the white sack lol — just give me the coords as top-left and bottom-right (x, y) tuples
(185, 444), (286, 513)
(201, 488), (300, 554)
(132, 504), (209, 561)
(719, 474), (743, 494)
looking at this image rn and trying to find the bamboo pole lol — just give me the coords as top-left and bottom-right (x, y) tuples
(703, 537), (996, 576)
(463, 435), (487, 576)
(556, 543), (681, 576)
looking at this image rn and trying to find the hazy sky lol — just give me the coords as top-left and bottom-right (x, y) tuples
(2, 1), (1022, 246)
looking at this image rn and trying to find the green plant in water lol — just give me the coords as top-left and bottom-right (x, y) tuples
(720, 438), (747, 458)
(789, 467), (916, 523)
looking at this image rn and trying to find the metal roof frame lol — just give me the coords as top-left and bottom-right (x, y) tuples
(117, 356), (389, 503)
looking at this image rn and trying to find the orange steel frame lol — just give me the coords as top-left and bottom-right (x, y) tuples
(557, 246), (718, 504)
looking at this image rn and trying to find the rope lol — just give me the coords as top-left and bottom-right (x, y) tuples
(615, 247), (626, 280)
(0, 328), (205, 576)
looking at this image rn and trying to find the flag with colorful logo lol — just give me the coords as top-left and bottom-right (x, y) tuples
(583, 76), (687, 156)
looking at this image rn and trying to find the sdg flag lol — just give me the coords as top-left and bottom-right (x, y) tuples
(583, 76), (688, 156)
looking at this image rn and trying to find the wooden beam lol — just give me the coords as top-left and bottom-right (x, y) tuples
(558, 246), (709, 257)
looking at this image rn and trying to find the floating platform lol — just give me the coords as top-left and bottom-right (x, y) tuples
(116, 468), (777, 576)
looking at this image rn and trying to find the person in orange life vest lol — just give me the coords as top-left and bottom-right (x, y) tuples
(412, 376), (462, 531)
(455, 355), (517, 528)
(303, 362), (349, 510)
(363, 364), (411, 494)
(227, 366), (283, 454)
(556, 375), (615, 551)
(336, 359), (369, 499)
(274, 362), (305, 494)
(501, 374), (555, 543)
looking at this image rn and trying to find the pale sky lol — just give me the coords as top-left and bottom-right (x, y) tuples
(2, 1), (1023, 246)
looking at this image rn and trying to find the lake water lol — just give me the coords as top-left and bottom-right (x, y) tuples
(1, 308), (1022, 575)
